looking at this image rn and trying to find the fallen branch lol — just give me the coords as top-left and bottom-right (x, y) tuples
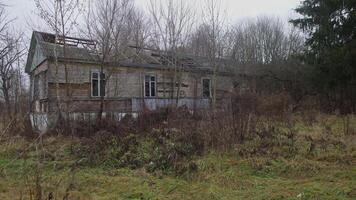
(0, 117), (15, 140)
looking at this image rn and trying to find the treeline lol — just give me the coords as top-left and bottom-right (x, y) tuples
(0, 2), (27, 122)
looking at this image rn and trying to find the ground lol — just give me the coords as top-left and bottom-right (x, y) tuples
(0, 114), (355, 199)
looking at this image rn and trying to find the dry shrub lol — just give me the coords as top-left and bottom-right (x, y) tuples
(196, 112), (249, 151)
(232, 91), (259, 115)
(296, 95), (320, 112)
(27, 91), (355, 175)
(56, 113), (138, 137)
(69, 126), (200, 175)
(196, 91), (293, 151)
(1, 115), (36, 139)
(136, 108), (170, 131)
(300, 109), (320, 125)
(257, 93), (290, 119)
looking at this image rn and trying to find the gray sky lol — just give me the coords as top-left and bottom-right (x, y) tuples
(5, 0), (301, 40)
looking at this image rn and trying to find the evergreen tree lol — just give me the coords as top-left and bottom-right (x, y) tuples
(291, 0), (356, 112)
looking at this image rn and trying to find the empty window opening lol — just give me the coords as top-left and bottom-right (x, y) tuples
(202, 78), (211, 98)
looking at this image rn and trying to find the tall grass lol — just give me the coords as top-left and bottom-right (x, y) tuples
(0, 92), (355, 199)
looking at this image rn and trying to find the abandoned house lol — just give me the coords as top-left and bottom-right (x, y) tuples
(25, 31), (234, 130)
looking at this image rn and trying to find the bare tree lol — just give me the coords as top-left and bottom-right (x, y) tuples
(202, 0), (227, 111)
(189, 24), (212, 57)
(0, 2), (12, 37)
(84, 0), (142, 122)
(34, 0), (85, 128)
(0, 4), (25, 119)
(227, 16), (308, 110)
(0, 35), (25, 119)
(126, 8), (151, 55)
(34, 0), (84, 35)
(148, 0), (195, 102)
(229, 17), (304, 66)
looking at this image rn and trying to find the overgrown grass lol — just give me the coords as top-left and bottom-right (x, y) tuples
(0, 114), (355, 199)
(1, 152), (355, 199)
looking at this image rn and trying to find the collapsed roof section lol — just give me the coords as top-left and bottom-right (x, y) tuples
(25, 31), (233, 75)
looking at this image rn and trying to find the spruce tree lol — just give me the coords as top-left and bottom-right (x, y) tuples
(291, 0), (356, 112)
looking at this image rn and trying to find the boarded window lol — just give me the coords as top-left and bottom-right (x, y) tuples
(38, 72), (47, 99)
(145, 75), (156, 97)
(91, 71), (105, 97)
(33, 75), (39, 99)
(202, 78), (211, 98)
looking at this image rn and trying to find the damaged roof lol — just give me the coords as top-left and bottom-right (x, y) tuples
(25, 31), (233, 74)
(25, 31), (100, 73)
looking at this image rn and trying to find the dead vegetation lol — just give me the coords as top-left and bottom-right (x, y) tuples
(1, 91), (355, 199)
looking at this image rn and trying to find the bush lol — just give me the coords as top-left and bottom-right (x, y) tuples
(69, 127), (199, 175)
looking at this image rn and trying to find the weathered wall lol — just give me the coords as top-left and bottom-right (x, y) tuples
(30, 60), (49, 113)
(47, 62), (143, 98)
(47, 98), (132, 113)
(30, 60), (234, 113)
(48, 61), (234, 98)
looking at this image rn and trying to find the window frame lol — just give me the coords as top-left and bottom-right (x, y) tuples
(91, 71), (106, 97)
(144, 74), (156, 98)
(202, 78), (212, 98)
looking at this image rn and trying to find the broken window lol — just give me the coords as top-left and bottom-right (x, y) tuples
(145, 75), (156, 97)
(91, 71), (105, 97)
(202, 78), (211, 98)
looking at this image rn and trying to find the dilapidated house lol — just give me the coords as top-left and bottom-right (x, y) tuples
(25, 31), (234, 129)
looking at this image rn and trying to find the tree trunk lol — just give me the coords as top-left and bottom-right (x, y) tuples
(2, 81), (12, 119)
(176, 64), (183, 106)
(97, 63), (105, 125)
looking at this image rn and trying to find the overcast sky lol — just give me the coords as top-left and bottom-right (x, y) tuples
(5, 0), (302, 40)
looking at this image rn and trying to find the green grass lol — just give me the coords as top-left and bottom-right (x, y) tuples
(0, 114), (355, 199)
(1, 147), (355, 199)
